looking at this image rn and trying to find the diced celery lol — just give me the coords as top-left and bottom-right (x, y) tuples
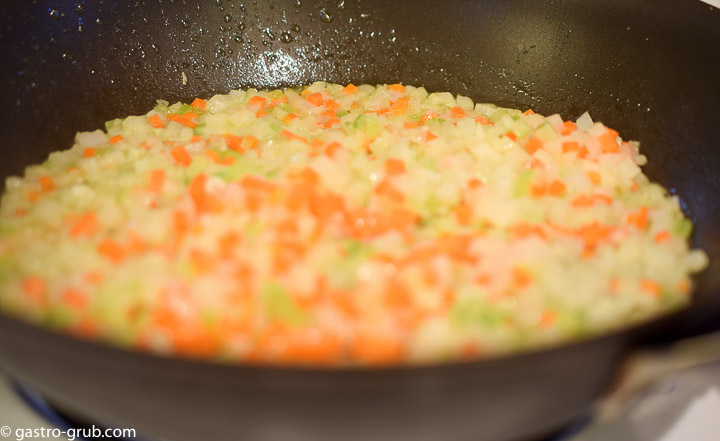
(104, 118), (123, 133)
(510, 120), (531, 138)
(177, 104), (194, 115)
(450, 297), (504, 327)
(490, 108), (509, 123)
(193, 123), (207, 136)
(41, 306), (75, 330)
(674, 218), (693, 239)
(514, 170), (535, 197)
(262, 281), (307, 326)
(353, 114), (380, 137)
(533, 121), (558, 142)
(185, 155), (214, 178)
(214, 156), (254, 182)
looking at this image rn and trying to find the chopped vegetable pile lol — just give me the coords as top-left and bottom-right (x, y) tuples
(0, 82), (707, 365)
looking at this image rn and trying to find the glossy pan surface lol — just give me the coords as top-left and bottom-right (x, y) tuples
(0, 1), (719, 440)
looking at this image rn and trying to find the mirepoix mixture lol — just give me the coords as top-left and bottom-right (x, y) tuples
(0, 82), (708, 365)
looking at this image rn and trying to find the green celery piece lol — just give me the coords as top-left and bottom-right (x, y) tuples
(533, 122), (558, 142)
(674, 218), (693, 239)
(104, 118), (123, 133)
(214, 156), (255, 182)
(354, 114), (381, 138)
(177, 104), (194, 115)
(514, 170), (535, 197)
(489, 108), (510, 123)
(262, 281), (307, 326)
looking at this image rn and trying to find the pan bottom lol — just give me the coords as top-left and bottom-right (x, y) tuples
(13, 381), (592, 441)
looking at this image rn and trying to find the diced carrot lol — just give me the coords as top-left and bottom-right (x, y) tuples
(538, 310), (556, 328)
(467, 178), (483, 189)
(256, 110), (268, 118)
(523, 109), (535, 115)
(385, 158), (406, 175)
(389, 96), (410, 116)
(296, 168), (319, 184)
(189, 173), (222, 213)
(655, 230), (672, 243)
(280, 330), (343, 365)
(14, 208), (27, 217)
(375, 180), (404, 203)
(268, 96), (288, 107)
(640, 279), (661, 297)
(403, 121), (419, 129)
(166, 113), (198, 128)
(599, 129), (620, 153)
(450, 107), (466, 118)
(530, 182), (547, 198)
(219, 156), (236, 165)
(320, 109), (340, 127)
(97, 239), (126, 263)
(526, 137), (543, 154)
(512, 267), (533, 289)
(505, 131), (517, 141)
(548, 180), (566, 196)
(420, 111), (439, 123)
(70, 212), (98, 238)
(171, 321), (220, 358)
(22, 275), (46, 305)
(324, 99), (339, 110)
(571, 194), (612, 207)
(191, 135), (204, 143)
(224, 134), (245, 153)
(324, 141), (342, 158)
(578, 147), (589, 159)
(61, 288), (88, 310)
(425, 131), (438, 142)
(454, 200), (472, 225)
(627, 206), (649, 230)
(109, 135), (124, 144)
(141, 141), (152, 150)
(83, 147), (96, 158)
(27, 191), (40, 203)
(512, 222), (546, 239)
(586, 171), (602, 185)
(306, 92), (325, 106)
(204, 148), (220, 163)
(148, 114), (165, 128)
(283, 113), (298, 124)
(173, 210), (190, 238)
(84, 271), (104, 285)
(562, 141), (580, 153)
(218, 232), (241, 259)
(561, 121), (577, 135)
(474, 115), (493, 125)
(39, 175), (55, 193)
(170, 145), (192, 167)
(190, 98), (207, 110)
(342, 83), (358, 94)
(388, 84), (405, 94)
(280, 130), (307, 143)
(147, 169), (165, 194)
(248, 95), (267, 108)
(241, 175), (275, 191)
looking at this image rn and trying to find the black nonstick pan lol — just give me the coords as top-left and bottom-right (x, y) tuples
(0, 1), (719, 440)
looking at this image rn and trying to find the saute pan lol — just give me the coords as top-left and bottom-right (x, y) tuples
(0, 1), (719, 440)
